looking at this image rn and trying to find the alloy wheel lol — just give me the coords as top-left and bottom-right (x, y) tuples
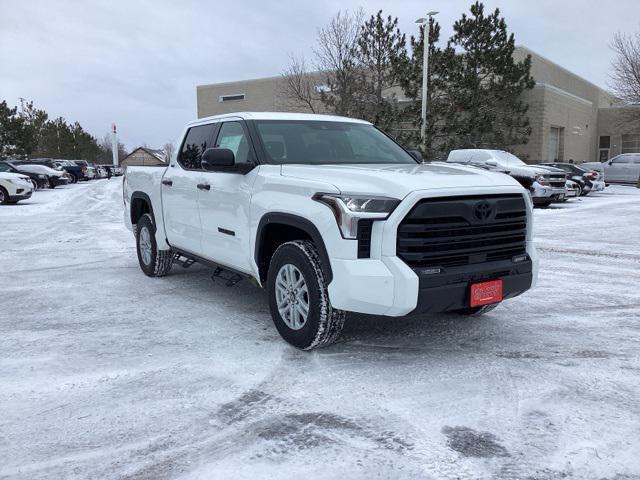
(139, 226), (153, 266)
(275, 263), (309, 330)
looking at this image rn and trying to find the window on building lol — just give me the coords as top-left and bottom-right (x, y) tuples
(214, 122), (253, 165)
(178, 124), (215, 170)
(599, 136), (611, 149)
(219, 94), (245, 102)
(621, 134), (640, 154)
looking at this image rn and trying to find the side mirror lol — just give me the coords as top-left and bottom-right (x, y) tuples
(201, 148), (235, 171)
(408, 149), (423, 162)
(486, 160), (498, 167)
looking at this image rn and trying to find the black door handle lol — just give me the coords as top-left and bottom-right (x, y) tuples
(197, 183), (211, 191)
(162, 179), (173, 186)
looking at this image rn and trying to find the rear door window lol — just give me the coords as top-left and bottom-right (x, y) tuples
(178, 123), (216, 170)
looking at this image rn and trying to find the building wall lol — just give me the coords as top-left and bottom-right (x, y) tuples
(196, 46), (626, 163)
(596, 107), (640, 159)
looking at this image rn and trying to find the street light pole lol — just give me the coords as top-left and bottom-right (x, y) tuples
(416, 12), (439, 150)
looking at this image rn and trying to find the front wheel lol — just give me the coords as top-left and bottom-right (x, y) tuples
(0, 186), (9, 205)
(136, 213), (173, 277)
(267, 240), (345, 350)
(30, 179), (38, 191)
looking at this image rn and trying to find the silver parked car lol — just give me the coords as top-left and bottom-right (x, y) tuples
(583, 153), (640, 184)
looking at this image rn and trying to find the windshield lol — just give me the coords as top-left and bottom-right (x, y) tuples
(254, 120), (417, 165)
(0, 163), (11, 172)
(493, 151), (526, 167)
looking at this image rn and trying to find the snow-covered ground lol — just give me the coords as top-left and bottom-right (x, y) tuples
(1, 180), (639, 480)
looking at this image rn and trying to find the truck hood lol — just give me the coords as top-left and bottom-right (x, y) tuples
(280, 163), (522, 199)
(504, 164), (561, 177)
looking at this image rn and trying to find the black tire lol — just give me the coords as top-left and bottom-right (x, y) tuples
(30, 179), (38, 191)
(47, 179), (55, 189)
(0, 186), (9, 205)
(136, 213), (173, 277)
(535, 201), (552, 208)
(453, 304), (499, 316)
(267, 240), (345, 350)
(69, 174), (78, 184)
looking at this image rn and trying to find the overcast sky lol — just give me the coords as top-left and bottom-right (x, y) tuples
(1, 0), (638, 150)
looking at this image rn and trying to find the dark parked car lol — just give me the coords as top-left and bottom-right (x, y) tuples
(0, 160), (47, 190)
(7, 160), (69, 188)
(541, 162), (606, 196)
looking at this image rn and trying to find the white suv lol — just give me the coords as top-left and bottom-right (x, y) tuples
(0, 171), (33, 204)
(124, 113), (538, 349)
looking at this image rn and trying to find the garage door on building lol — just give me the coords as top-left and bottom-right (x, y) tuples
(621, 134), (640, 154)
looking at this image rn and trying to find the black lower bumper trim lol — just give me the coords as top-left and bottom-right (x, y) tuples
(412, 259), (533, 314)
(9, 193), (32, 201)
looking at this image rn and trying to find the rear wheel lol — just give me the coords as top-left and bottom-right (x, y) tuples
(267, 240), (345, 350)
(136, 213), (173, 277)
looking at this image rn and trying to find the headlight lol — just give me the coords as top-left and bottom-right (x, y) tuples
(535, 175), (549, 186)
(313, 193), (400, 239)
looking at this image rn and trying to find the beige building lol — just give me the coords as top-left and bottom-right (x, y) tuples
(120, 147), (167, 167)
(196, 46), (639, 163)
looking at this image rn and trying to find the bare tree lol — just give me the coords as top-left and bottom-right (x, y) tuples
(279, 55), (319, 113)
(162, 142), (176, 163)
(610, 31), (640, 105)
(313, 9), (365, 116)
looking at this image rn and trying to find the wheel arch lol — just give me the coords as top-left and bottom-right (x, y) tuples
(255, 213), (333, 285)
(130, 192), (155, 229)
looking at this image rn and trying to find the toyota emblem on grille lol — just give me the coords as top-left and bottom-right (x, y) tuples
(473, 200), (494, 221)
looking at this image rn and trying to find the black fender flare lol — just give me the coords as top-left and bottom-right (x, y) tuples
(255, 212), (333, 283)
(130, 191), (156, 229)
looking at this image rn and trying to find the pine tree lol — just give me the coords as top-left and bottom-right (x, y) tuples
(355, 11), (407, 131)
(0, 100), (29, 158)
(398, 17), (456, 158)
(443, 2), (535, 151)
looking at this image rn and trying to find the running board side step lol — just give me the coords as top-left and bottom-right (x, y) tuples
(211, 267), (243, 287)
(173, 253), (196, 268)
(171, 248), (249, 288)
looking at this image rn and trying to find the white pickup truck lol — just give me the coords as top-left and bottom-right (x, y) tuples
(124, 112), (537, 349)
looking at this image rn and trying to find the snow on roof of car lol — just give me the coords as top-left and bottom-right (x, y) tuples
(188, 112), (372, 126)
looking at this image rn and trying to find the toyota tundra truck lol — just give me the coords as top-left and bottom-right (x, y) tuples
(123, 112), (538, 349)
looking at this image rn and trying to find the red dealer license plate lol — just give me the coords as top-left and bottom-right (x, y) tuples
(470, 279), (503, 307)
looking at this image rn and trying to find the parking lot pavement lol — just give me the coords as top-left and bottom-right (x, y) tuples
(1, 181), (639, 480)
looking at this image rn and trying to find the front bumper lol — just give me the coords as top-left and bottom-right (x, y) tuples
(326, 186), (538, 317)
(413, 259), (533, 314)
(50, 176), (68, 186)
(9, 189), (33, 201)
(532, 184), (566, 203)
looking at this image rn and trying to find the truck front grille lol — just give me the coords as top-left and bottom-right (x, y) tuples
(547, 174), (567, 188)
(397, 194), (528, 269)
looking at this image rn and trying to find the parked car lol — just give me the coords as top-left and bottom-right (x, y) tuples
(582, 153), (640, 184)
(0, 160), (47, 190)
(0, 170), (33, 204)
(8, 161), (68, 188)
(50, 160), (86, 183)
(124, 112), (537, 349)
(565, 179), (580, 199)
(541, 162), (605, 195)
(73, 160), (96, 179)
(446, 149), (568, 207)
